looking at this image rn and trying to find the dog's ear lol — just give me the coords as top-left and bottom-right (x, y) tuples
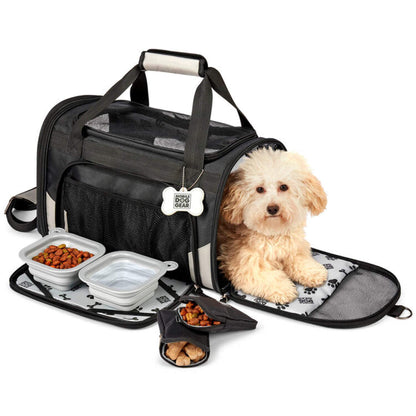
(303, 172), (327, 216)
(220, 171), (246, 225)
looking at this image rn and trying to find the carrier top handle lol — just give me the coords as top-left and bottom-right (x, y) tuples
(131, 49), (253, 131)
(69, 49), (254, 176)
(139, 49), (208, 77)
(130, 49), (207, 108)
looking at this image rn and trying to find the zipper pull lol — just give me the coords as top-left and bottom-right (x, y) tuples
(220, 293), (230, 303)
(193, 284), (204, 296)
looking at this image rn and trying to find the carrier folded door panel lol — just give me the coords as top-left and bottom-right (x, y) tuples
(228, 249), (401, 329)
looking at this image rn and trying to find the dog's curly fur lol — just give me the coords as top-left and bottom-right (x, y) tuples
(217, 148), (328, 304)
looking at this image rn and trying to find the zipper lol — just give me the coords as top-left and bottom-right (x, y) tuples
(88, 99), (257, 162)
(53, 160), (175, 228)
(86, 127), (258, 162)
(37, 95), (101, 236)
(210, 138), (287, 293)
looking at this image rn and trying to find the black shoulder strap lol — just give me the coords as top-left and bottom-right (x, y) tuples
(5, 187), (37, 232)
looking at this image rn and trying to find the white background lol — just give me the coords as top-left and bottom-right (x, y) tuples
(1, 1), (415, 415)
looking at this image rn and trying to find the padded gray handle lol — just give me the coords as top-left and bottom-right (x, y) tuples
(138, 49), (208, 77)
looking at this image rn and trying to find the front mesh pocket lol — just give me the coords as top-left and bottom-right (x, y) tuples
(63, 178), (191, 281)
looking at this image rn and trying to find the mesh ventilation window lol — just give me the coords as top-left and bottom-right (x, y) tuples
(63, 178), (191, 282)
(86, 102), (253, 154)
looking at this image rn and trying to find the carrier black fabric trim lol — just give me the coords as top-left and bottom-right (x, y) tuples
(190, 215), (203, 287)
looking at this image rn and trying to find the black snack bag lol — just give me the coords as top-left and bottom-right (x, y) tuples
(177, 294), (258, 333)
(157, 309), (210, 368)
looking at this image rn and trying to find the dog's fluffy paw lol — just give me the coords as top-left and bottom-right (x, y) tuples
(296, 261), (328, 288)
(264, 276), (298, 305)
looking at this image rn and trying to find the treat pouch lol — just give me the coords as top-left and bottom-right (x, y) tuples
(177, 294), (258, 333)
(157, 309), (210, 368)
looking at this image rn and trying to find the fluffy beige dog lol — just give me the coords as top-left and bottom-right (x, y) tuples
(217, 147), (328, 304)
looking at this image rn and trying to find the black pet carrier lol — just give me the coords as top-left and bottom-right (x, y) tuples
(6, 49), (411, 331)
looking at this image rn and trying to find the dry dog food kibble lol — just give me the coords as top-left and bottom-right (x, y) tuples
(179, 301), (222, 327)
(32, 244), (93, 269)
(165, 341), (206, 366)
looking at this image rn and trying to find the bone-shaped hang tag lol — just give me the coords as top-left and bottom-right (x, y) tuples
(161, 186), (204, 216)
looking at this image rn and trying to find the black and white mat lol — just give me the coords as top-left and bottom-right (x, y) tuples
(234, 252), (359, 315)
(13, 266), (192, 327)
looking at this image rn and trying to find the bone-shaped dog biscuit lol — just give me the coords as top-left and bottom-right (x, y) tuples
(161, 187), (204, 216)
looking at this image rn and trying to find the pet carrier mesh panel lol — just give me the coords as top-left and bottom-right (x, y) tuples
(6, 49), (410, 329)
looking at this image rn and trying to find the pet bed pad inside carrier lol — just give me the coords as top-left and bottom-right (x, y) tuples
(229, 249), (404, 328)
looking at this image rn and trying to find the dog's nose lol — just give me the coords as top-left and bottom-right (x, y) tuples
(267, 205), (279, 215)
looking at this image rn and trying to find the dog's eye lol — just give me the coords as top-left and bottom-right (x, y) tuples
(256, 187), (265, 193)
(279, 184), (289, 192)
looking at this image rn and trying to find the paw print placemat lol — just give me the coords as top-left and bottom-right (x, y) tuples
(14, 270), (191, 324)
(234, 252), (359, 316)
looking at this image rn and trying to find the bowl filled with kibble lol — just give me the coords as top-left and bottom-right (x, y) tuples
(178, 300), (224, 331)
(19, 228), (106, 290)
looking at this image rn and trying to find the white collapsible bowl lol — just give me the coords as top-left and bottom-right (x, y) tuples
(78, 251), (178, 311)
(19, 228), (106, 291)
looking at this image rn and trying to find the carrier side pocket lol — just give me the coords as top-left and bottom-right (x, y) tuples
(61, 177), (191, 282)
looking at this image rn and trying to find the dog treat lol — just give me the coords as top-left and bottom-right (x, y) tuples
(179, 301), (222, 327)
(175, 351), (191, 367)
(164, 341), (207, 366)
(32, 244), (94, 269)
(184, 343), (206, 363)
(165, 341), (187, 361)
